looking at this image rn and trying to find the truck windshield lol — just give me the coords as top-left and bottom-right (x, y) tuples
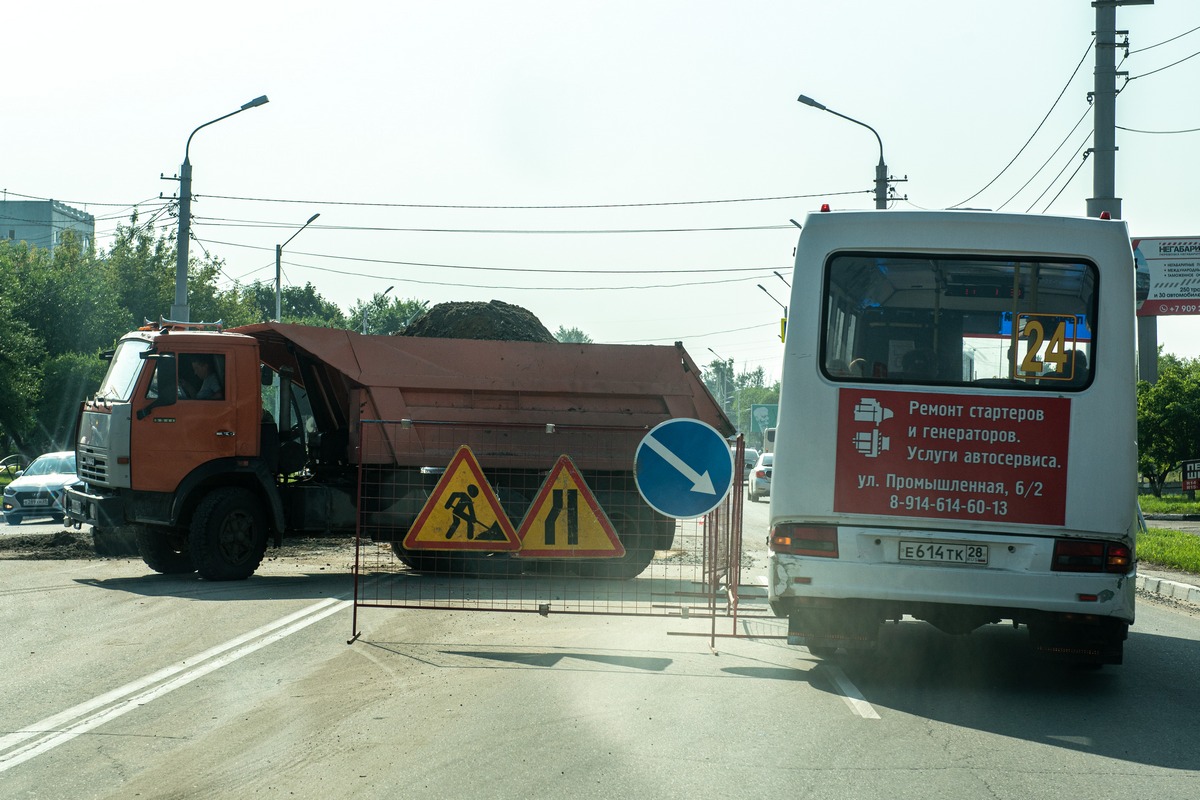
(96, 339), (153, 401)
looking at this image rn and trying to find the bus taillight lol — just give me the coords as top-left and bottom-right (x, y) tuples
(771, 524), (839, 557)
(1052, 539), (1132, 574)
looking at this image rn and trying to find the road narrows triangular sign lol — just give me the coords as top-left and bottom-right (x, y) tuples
(515, 455), (625, 558)
(402, 445), (520, 551)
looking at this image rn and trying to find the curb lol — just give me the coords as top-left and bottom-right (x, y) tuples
(1137, 573), (1200, 605)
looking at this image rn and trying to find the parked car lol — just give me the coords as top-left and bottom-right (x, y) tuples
(2, 451), (80, 525)
(747, 452), (773, 502)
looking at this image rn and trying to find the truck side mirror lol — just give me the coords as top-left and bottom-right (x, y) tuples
(136, 353), (178, 420)
(261, 364), (274, 386)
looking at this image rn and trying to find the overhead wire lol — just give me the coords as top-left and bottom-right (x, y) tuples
(194, 189), (866, 211)
(949, 37), (1095, 209)
(194, 237), (786, 276)
(1128, 24), (1200, 55)
(996, 103), (1093, 212)
(191, 216), (796, 235)
(254, 255), (780, 292)
(1027, 134), (1092, 213)
(1126, 48), (1200, 81)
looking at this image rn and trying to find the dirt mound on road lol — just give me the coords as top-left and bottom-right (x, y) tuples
(0, 530), (94, 560)
(402, 300), (556, 342)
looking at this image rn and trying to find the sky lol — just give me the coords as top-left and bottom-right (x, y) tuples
(5, 1), (1199, 385)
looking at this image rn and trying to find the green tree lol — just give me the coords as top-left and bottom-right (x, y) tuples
(703, 358), (735, 416)
(0, 286), (45, 453)
(241, 281), (349, 327)
(554, 325), (593, 343)
(1137, 354), (1200, 496)
(35, 353), (107, 452)
(104, 214), (176, 330)
(352, 293), (428, 336)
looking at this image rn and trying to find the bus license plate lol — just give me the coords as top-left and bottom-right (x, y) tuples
(898, 541), (988, 565)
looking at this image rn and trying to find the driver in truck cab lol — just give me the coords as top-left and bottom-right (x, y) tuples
(181, 355), (223, 400)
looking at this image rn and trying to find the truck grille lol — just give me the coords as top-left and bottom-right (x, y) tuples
(77, 447), (109, 484)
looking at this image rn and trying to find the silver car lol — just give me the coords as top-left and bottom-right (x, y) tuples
(747, 452), (773, 502)
(2, 451), (80, 525)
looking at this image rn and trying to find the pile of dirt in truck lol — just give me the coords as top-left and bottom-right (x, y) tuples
(402, 300), (556, 342)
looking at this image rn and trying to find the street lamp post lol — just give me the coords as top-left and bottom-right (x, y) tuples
(797, 94), (888, 210)
(172, 95), (270, 322)
(275, 212), (320, 321)
(363, 285), (395, 335)
(759, 284), (788, 342)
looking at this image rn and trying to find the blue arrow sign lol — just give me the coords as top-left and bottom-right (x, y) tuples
(635, 418), (734, 519)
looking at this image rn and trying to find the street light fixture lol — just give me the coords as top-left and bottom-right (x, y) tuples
(758, 284), (787, 314)
(172, 95), (270, 322)
(797, 94), (888, 210)
(275, 212), (320, 321)
(363, 285), (395, 335)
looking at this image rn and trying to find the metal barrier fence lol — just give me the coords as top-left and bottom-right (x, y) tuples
(349, 420), (766, 644)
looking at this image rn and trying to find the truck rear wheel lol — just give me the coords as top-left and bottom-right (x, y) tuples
(575, 504), (659, 580)
(134, 525), (195, 574)
(189, 488), (269, 581)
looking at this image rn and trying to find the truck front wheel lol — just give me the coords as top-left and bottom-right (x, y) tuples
(135, 525), (195, 574)
(189, 488), (269, 581)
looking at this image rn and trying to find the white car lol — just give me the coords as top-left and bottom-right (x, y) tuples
(747, 452), (773, 502)
(2, 451), (80, 525)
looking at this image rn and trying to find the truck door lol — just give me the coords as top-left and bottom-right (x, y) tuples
(132, 352), (239, 494)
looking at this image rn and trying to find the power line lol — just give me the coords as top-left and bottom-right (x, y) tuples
(253, 255), (778, 292)
(190, 216), (795, 235)
(1128, 24), (1200, 55)
(1027, 135), (1091, 213)
(196, 189), (867, 211)
(950, 38), (1095, 209)
(194, 237), (786, 275)
(1041, 149), (1092, 213)
(996, 104), (1093, 211)
(1117, 124), (1200, 134)
(1127, 48), (1200, 81)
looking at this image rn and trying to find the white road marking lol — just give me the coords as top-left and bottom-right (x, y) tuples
(824, 664), (881, 719)
(0, 597), (350, 772)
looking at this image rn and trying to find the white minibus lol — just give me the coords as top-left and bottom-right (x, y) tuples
(768, 210), (1137, 665)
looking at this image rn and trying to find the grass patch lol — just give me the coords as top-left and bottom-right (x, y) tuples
(1139, 527), (1200, 574)
(1139, 494), (1200, 515)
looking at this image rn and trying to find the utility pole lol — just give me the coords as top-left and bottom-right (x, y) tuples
(171, 96), (269, 323)
(1087, 0), (1154, 380)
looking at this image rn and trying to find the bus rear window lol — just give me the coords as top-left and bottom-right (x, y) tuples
(821, 253), (1096, 390)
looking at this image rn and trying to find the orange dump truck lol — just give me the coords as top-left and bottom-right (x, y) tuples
(64, 322), (732, 580)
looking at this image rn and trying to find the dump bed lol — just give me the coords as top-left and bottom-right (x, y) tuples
(232, 323), (733, 469)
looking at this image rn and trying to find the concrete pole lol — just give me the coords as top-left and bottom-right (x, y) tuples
(1087, 1), (1155, 382)
(1087, 2), (1121, 221)
(275, 243), (283, 321)
(170, 96), (269, 324)
(797, 95), (888, 209)
(171, 159), (193, 322)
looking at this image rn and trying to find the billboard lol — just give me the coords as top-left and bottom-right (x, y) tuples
(1133, 237), (1200, 316)
(750, 404), (777, 434)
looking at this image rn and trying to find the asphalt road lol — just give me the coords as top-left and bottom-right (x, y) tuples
(1, 502), (1198, 798)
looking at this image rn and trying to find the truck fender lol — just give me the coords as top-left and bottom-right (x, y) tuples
(171, 459), (287, 543)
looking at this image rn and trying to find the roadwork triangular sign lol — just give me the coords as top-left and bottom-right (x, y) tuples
(402, 445), (520, 551)
(516, 455), (625, 558)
